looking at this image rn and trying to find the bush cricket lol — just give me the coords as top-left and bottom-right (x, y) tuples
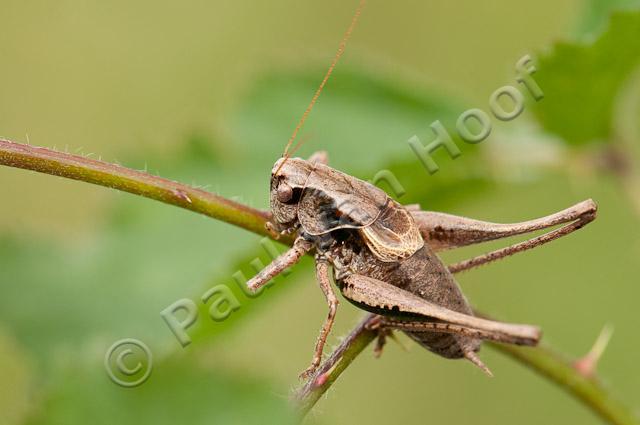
(247, 0), (597, 379)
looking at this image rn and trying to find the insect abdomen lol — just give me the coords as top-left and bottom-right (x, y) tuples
(337, 241), (481, 359)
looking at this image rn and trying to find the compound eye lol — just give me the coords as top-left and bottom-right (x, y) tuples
(276, 182), (293, 203)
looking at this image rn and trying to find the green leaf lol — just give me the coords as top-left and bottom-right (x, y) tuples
(26, 352), (295, 425)
(576, 0), (640, 36)
(0, 133), (290, 366)
(532, 11), (640, 145)
(234, 67), (499, 209)
(0, 328), (32, 425)
(0, 140), (298, 422)
(234, 68), (472, 172)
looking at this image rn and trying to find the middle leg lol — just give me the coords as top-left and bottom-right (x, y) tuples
(299, 257), (340, 379)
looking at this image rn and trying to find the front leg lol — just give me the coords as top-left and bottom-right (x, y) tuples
(246, 236), (312, 292)
(299, 258), (340, 379)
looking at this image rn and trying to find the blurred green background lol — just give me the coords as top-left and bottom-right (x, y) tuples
(1, 1), (639, 424)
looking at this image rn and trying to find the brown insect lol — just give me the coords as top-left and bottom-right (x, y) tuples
(247, 0), (597, 379)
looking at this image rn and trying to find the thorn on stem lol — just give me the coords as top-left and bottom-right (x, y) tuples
(313, 371), (329, 387)
(172, 189), (192, 204)
(573, 324), (614, 378)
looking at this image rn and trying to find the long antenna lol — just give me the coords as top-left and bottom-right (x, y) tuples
(275, 0), (366, 175)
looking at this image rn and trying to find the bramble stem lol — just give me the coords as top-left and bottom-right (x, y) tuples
(0, 139), (636, 425)
(293, 314), (378, 414)
(494, 343), (638, 425)
(293, 313), (637, 425)
(0, 139), (270, 236)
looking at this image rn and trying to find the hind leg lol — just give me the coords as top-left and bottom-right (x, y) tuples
(411, 199), (597, 273)
(340, 273), (540, 345)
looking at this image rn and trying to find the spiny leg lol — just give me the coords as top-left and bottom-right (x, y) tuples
(378, 318), (537, 346)
(410, 199), (596, 272)
(411, 199), (596, 251)
(246, 237), (312, 292)
(341, 273), (540, 345)
(299, 258), (340, 379)
(448, 212), (595, 273)
(364, 315), (495, 375)
(375, 318), (498, 376)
